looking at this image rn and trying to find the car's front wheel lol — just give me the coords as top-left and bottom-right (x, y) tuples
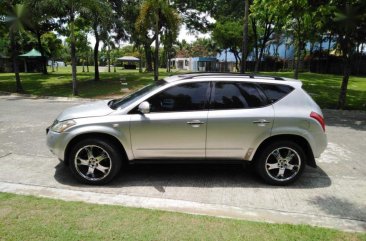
(69, 138), (122, 185)
(255, 141), (306, 185)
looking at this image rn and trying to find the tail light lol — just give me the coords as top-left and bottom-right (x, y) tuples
(310, 111), (325, 131)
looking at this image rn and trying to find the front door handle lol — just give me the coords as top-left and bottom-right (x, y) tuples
(187, 120), (205, 125)
(253, 119), (271, 124)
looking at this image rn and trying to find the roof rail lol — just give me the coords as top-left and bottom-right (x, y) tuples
(176, 72), (285, 81)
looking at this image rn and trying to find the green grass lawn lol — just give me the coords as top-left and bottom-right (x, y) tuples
(0, 66), (180, 98)
(0, 67), (365, 110)
(265, 72), (366, 110)
(0, 192), (364, 241)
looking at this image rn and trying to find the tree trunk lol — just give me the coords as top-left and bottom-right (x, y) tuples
(86, 55), (89, 72)
(36, 30), (48, 74)
(255, 47), (266, 73)
(294, 35), (303, 80)
(144, 44), (153, 72)
(319, 35), (323, 52)
(52, 59), (55, 72)
(70, 12), (78, 96)
(327, 34), (332, 55)
(294, 45), (300, 79)
(71, 41), (78, 95)
(82, 60), (85, 72)
(10, 31), (23, 93)
(251, 18), (259, 73)
(240, 0), (249, 74)
(283, 41), (288, 71)
(139, 49), (143, 73)
(93, 24), (100, 81)
(233, 50), (241, 72)
(337, 56), (350, 109)
(107, 45), (111, 73)
(154, 12), (159, 81)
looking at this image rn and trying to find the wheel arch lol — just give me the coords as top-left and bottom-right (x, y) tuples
(252, 134), (316, 167)
(64, 132), (129, 165)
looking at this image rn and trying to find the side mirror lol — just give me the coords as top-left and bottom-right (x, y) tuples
(138, 101), (150, 114)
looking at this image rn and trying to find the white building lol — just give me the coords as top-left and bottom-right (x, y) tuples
(171, 57), (218, 72)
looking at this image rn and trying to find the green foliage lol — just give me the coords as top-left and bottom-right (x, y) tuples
(40, 32), (62, 58)
(135, 0), (180, 40)
(212, 21), (243, 52)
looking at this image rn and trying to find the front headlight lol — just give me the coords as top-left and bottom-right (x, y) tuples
(51, 120), (76, 133)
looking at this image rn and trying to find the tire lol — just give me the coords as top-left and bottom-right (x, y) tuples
(69, 138), (122, 185)
(255, 141), (306, 185)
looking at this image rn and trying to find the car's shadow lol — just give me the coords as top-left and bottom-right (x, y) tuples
(54, 162), (331, 190)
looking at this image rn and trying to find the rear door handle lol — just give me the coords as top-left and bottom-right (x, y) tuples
(253, 119), (271, 124)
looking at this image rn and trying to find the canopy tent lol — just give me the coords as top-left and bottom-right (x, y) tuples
(117, 56), (140, 69)
(19, 48), (42, 57)
(117, 56), (140, 62)
(19, 48), (44, 72)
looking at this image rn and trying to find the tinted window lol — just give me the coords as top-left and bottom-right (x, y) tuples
(148, 82), (209, 112)
(259, 84), (294, 103)
(212, 82), (267, 109)
(110, 80), (166, 109)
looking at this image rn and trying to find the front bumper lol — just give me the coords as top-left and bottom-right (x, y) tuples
(46, 130), (68, 161)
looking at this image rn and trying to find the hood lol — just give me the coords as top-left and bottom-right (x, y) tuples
(57, 100), (114, 121)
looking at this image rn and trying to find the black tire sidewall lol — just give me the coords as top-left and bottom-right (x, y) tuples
(255, 141), (306, 185)
(69, 138), (122, 185)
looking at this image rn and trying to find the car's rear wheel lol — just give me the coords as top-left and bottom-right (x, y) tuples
(69, 138), (122, 185)
(255, 141), (306, 185)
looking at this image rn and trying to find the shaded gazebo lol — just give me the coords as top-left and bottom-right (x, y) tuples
(117, 56), (140, 69)
(19, 48), (44, 73)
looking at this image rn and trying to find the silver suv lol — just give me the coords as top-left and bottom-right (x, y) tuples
(47, 73), (327, 185)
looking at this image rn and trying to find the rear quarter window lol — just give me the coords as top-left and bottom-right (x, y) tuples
(259, 84), (294, 103)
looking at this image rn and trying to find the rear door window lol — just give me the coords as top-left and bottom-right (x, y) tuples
(259, 84), (294, 103)
(211, 82), (268, 110)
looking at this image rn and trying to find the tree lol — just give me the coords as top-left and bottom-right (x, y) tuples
(40, 32), (63, 72)
(102, 34), (116, 73)
(50, 0), (110, 95)
(1, 2), (27, 92)
(328, 0), (366, 109)
(82, 1), (113, 81)
(213, 21), (244, 71)
(23, 0), (58, 74)
(277, 0), (316, 79)
(250, 0), (285, 73)
(136, 0), (180, 81)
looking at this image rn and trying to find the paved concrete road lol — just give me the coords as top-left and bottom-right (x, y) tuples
(0, 95), (365, 232)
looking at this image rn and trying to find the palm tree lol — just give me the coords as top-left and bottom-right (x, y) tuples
(136, 0), (180, 81)
(4, 3), (27, 93)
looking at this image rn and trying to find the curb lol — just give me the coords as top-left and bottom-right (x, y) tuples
(0, 91), (97, 102)
(0, 181), (364, 233)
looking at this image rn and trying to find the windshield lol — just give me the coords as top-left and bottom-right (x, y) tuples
(108, 80), (167, 110)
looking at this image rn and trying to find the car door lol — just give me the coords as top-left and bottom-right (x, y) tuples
(206, 81), (274, 160)
(129, 82), (210, 159)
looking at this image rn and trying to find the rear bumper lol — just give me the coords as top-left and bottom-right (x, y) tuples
(310, 131), (328, 158)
